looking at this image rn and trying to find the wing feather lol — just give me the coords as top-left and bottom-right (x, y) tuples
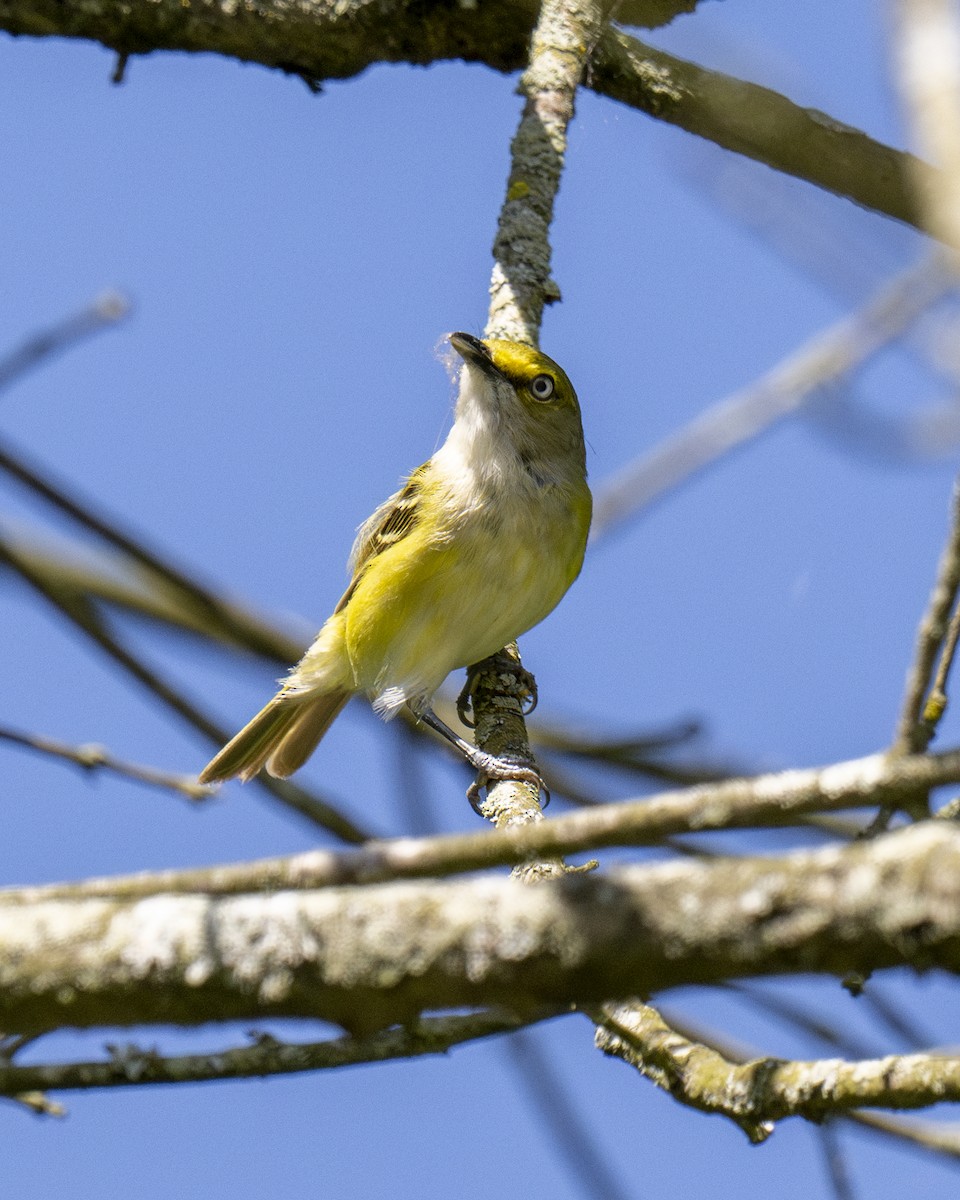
(335, 465), (428, 613)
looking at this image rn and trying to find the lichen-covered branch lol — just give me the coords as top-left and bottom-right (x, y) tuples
(0, 1), (931, 233)
(486, 0), (606, 342)
(594, 1001), (960, 1131)
(473, 0), (607, 827)
(5, 822), (960, 1036)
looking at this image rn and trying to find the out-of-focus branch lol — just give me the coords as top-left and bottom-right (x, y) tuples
(0, 292), (130, 393)
(506, 1030), (634, 1200)
(0, 525), (306, 661)
(590, 256), (954, 541)
(14, 746), (960, 901)
(0, 437), (292, 661)
(592, 28), (931, 229)
(893, 0), (960, 251)
(0, 725), (213, 801)
(852, 1110), (960, 1161)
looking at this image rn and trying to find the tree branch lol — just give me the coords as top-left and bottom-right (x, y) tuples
(593, 1000), (960, 1132)
(0, 1010), (548, 1099)
(0, 1), (932, 232)
(12, 746), (960, 901)
(4, 822), (960, 1036)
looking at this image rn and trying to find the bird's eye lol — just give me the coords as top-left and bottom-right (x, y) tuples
(530, 374), (555, 401)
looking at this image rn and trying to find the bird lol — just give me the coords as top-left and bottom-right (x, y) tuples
(199, 331), (591, 796)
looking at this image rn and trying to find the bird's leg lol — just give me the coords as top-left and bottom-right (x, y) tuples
(414, 704), (547, 814)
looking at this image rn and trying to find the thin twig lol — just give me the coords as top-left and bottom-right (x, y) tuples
(0, 1010), (556, 1099)
(0, 725), (214, 801)
(0, 533), (369, 842)
(818, 1120), (857, 1200)
(593, 999), (960, 1136)
(0, 292), (130, 393)
(506, 1030), (633, 1200)
(921, 597), (960, 732)
(590, 256), (954, 541)
(892, 482), (960, 756)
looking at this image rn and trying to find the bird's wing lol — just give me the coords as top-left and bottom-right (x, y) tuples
(335, 464), (428, 613)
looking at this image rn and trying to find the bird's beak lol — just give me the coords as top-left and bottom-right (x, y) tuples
(450, 331), (497, 373)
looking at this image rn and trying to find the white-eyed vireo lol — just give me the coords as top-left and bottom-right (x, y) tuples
(200, 332), (591, 791)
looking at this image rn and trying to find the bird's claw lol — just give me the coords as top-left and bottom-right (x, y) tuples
(516, 667), (538, 716)
(457, 664), (538, 726)
(466, 753), (550, 814)
(456, 676), (476, 729)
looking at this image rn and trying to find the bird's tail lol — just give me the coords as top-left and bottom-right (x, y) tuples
(199, 689), (350, 784)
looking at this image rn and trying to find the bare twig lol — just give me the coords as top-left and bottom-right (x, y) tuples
(0, 292), (130, 393)
(0, 725), (213, 801)
(892, 482), (960, 757)
(590, 256), (954, 541)
(0, 1010), (553, 1098)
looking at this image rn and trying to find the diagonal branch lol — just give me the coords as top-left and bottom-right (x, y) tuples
(13, 745), (960, 901)
(590, 256), (954, 540)
(0, 532), (370, 842)
(0, 1), (934, 232)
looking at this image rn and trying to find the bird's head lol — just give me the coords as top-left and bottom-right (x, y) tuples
(448, 332), (586, 482)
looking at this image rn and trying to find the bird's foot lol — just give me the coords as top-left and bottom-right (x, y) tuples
(464, 750), (550, 815)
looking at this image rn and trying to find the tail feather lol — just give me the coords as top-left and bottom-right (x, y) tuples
(199, 690), (349, 784)
(266, 691), (349, 778)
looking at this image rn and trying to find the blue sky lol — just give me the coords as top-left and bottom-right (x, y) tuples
(1, 0), (959, 1196)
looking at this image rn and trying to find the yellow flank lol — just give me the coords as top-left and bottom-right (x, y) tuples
(199, 332), (591, 785)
